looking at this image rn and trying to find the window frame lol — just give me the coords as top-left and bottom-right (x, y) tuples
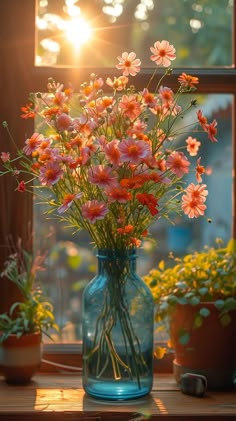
(0, 0), (236, 371)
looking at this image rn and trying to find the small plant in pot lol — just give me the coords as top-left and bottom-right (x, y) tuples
(0, 241), (58, 384)
(144, 238), (236, 389)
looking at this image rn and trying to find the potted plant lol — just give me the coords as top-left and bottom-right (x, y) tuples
(0, 241), (57, 383)
(144, 238), (236, 389)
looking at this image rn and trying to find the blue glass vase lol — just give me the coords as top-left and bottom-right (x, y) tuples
(82, 249), (154, 400)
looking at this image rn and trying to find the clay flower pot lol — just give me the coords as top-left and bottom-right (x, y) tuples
(0, 331), (42, 384)
(170, 303), (236, 389)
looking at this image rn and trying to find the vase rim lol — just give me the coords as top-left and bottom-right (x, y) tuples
(96, 248), (137, 259)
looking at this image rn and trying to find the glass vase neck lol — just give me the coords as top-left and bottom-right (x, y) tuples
(96, 248), (137, 273)
(97, 248), (137, 259)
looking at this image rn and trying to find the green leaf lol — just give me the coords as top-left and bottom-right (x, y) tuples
(177, 297), (188, 305)
(176, 282), (187, 289)
(214, 299), (225, 310)
(189, 296), (200, 306)
(179, 331), (190, 345)
(199, 307), (210, 318)
(224, 297), (236, 311)
(167, 295), (179, 305)
(194, 314), (203, 328)
(220, 313), (231, 327)
(198, 287), (208, 296)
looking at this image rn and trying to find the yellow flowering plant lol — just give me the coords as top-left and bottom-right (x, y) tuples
(1, 40), (217, 252)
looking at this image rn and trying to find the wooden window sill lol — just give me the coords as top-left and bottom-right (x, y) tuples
(0, 373), (236, 420)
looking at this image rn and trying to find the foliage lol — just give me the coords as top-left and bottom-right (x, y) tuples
(144, 238), (236, 352)
(0, 243), (58, 343)
(0, 40), (217, 252)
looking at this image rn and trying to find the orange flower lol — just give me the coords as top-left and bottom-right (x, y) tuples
(178, 73), (199, 89)
(205, 119), (218, 142)
(20, 103), (36, 119)
(117, 225), (134, 234)
(185, 136), (201, 156)
(196, 158), (206, 183)
(197, 110), (208, 130)
(106, 76), (129, 91)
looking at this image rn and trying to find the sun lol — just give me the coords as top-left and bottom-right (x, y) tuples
(64, 17), (92, 50)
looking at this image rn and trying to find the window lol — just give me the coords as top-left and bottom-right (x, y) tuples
(0, 0), (236, 367)
(36, 0), (233, 68)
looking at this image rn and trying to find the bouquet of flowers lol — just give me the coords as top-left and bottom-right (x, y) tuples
(1, 40), (218, 396)
(1, 40), (217, 252)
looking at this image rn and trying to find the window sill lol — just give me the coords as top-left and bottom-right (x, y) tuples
(0, 373), (236, 420)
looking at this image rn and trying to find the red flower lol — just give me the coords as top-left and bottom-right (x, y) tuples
(17, 181), (26, 192)
(136, 193), (159, 216)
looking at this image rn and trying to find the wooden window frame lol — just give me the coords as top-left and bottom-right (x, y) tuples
(0, 0), (236, 371)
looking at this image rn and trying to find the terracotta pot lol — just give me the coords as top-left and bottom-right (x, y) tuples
(170, 303), (236, 389)
(0, 331), (42, 384)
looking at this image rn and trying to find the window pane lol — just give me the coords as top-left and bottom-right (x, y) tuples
(35, 0), (233, 68)
(34, 93), (233, 342)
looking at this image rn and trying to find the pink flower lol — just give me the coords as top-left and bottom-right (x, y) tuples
(116, 52), (141, 76)
(158, 86), (174, 104)
(53, 91), (67, 107)
(127, 119), (147, 136)
(181, 194), (207, 218)
(1, 152), (10, 163)
(185, 136), (201, 156)
(73, 114), (98, 135)
(81, 200), (109, 224)
(23, 133), (44, 155)
(56, 113), (73, 131)
(181, 184), (208, 218)
(39, 161), (63, 186)
(104, 140), (121, 166)
(166, 151), (190, 178)
(150, 40), (176, 67)
(119, 138), (151, 165)
(88, 165), (118, 188)
(184, 183), (208, 202)
(58, 193), (82, 214)
(182, 183), (208, 217)
(141, 88), (157, 108)
(119, 94), (142, 120)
